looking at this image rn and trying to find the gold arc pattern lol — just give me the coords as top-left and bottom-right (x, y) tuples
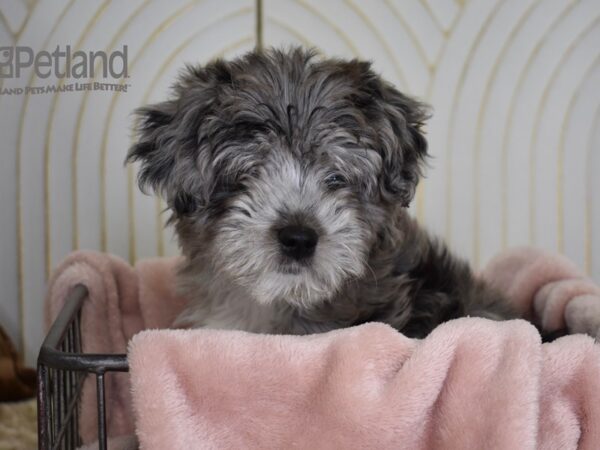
(528, 17), (600, 248)
(71, 0), (151, 250)
(556, 55), (600, 258)
(98, 0), (199, 261)
(344, 0), (410, 91)
(14, 0), (79, 360)
(472, 0), (541, 266)
(383, 0), (432, 70)
(416, 4), (465, 224)
(295, 0), (362, 57)
(0, 4), (26, 39)
(0, 9), (11, 35)
(0, 13), (10, 91)
(585, 106), (600, 275)
(420, 0), (454, 34)
(44, 0), (111, 278)
(266, 16), (318, 49)
(443, 0), (506, 251)
(500, 0), (578, 251)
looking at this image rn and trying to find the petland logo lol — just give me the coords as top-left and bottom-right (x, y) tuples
(0, 45), (130, 95)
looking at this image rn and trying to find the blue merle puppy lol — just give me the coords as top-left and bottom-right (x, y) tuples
(127, 47), (527, 339)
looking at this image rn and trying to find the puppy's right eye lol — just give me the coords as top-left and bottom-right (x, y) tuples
(211, 179), (245, 204)
(220, 181), (245, 194)
(324, 173), (347, 189)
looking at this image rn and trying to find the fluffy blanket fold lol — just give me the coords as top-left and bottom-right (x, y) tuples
(44, 247), (600, 449)
(45, 251), (187, 443)
(129, 320), (600, 450)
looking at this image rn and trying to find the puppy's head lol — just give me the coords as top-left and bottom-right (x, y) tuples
(127, 48), (429, 308)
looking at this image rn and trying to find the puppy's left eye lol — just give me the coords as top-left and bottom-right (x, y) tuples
(324, 173), (347, 189)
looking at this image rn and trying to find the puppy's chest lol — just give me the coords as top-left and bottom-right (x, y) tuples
(177, 268), (403, 334)
(202, 292), (278, 333)
(197, 283), (404, 334)
(185, 283), (343, 334)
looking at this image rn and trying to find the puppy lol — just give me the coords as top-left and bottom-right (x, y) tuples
(127, 47), (518, 338)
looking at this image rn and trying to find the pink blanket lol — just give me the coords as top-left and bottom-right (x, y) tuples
(45, 247), (600, 448)
(129, 320), (600, 450)
(45, 251), (187, 443)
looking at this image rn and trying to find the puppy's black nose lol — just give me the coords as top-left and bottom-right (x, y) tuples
(278, 225), (318, 260)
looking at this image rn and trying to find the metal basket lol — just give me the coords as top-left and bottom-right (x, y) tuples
(37, 285), (129, 450)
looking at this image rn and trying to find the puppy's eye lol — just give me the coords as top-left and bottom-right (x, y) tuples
(324, 173), (347, 189)
(212, 179), (245, 202)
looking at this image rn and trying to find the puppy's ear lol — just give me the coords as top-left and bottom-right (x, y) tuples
(127, 99), (178, 194)
(126, 61), (231, 216)
(377, 83), (430, 207)
(354, 63), (430, 207)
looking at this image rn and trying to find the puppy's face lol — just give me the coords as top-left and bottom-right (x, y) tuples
(128, 48), (429, 308)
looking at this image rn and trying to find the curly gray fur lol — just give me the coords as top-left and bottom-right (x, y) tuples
(127, 47), (516, 338)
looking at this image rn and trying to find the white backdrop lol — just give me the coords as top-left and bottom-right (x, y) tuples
(0, 0), (599, 365)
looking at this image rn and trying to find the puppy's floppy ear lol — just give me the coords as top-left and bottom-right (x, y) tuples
(356, 64), (430, 207)
(126, 61), (230, 216)
(377, 84), (430, 207)
(127, 99), (179, 195)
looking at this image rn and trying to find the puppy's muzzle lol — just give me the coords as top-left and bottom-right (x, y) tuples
(278, 225), (318, 260)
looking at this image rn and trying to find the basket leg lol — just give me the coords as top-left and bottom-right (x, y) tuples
(37, 364), (49, 450)
(96, 372), (107, 450)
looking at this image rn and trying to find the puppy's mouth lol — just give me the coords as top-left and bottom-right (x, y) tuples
(276, 259), (310, 275)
